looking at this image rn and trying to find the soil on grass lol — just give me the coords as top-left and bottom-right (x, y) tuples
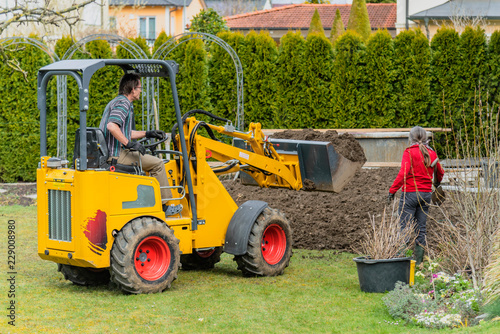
(0, 183), (37, 206)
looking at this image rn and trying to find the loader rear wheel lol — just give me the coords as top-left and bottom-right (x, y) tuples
(57, 264), (110, 286)
(180, 247), (223, 270)
(110, 217), (180, 294)
(234, 207), (293, 277)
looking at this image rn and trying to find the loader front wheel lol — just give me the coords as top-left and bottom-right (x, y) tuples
(110, 217), (180, 294)
(57, 264), (110, 286)
(234, 207), (292, 277)
(180, 247), (223, 270)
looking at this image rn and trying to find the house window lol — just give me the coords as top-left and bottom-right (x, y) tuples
(139, 17), (156, 44)
(109, 16), (117, 30)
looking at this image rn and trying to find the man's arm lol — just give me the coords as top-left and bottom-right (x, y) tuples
(107, 122), (146, 144)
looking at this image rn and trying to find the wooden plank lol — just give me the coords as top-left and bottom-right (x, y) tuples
(263, 128), (451, 135)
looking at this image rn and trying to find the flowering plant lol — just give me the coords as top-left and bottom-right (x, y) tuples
(383, 258), (482, 329)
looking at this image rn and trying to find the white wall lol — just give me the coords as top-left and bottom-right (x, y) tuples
(396, 0), (448, 31)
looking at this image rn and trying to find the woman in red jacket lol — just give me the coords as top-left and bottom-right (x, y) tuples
(388, 126), (445, 265)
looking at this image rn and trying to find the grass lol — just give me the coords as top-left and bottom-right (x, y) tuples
(0, 205), (499, 334)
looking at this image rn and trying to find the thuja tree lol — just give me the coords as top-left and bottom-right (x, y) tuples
(456, 26), (487, 127)
(347, 0), (371, 41)
(86, 40), (120, 128)
(393, 29), (431, 127)
(208, 31), (245, 123)
(303, 33), (334, 128)
(176, 38), (211, 115)
(430, 27), (461, 127)
(364, 29), (396, 128)
(488, 30), (500, 107)
(330, 8), (345, 45)
(153, 31), (170, 55)
(0, 35), (51, 182)
(331, 31), (366, 128)
(240, 30), (278, 128)
(308, 8), (325, 36)
(275, 31), (307, 129)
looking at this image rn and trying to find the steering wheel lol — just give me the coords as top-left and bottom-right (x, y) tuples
(138, 134), (169, 156)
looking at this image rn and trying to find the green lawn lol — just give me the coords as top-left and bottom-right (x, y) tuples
(1, 205), (498, 333)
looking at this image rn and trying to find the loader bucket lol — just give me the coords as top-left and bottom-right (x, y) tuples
(234, 138), (364, 192)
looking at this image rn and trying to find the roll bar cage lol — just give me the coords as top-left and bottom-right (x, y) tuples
(37, 59), (198, 228)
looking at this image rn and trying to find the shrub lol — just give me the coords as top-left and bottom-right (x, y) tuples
(347, 0), (371, 41)
(393, 29), (431, 127)
(303, 33), (334, 128)
(363, 29), (396, 128)
(275, 31), (307, 129)
(307, 8), (325, 36)
(208, 31), (245, 124)
(331, 30), (366, 128)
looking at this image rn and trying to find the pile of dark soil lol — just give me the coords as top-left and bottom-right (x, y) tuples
(271, 129), (366, 163)
(223, 167), (400, 252)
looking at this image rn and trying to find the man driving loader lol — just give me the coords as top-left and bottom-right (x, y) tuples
(99, 73), (182, 216)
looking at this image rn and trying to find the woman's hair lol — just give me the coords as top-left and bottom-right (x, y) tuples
(119, 73), (141, 96)
(409, 126), (431, 167)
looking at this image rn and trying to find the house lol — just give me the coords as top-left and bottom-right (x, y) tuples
(225, 3), (397, 42)
(0, 0), (111, 41)
(109, 0), (206, 44)
(398, 0), (500, 40)
(269, 0), (352, 9)
(206, 0), (267, 17)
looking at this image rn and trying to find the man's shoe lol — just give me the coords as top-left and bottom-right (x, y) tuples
(164, 204), (183, 217)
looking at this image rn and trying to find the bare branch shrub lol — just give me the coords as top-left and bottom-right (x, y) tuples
(428, 96), (500, 289)
(356, 207), (416, 260)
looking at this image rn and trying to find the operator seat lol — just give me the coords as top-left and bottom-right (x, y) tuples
(73, 127), (144, 175)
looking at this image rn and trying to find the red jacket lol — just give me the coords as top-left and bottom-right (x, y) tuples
(390, 145), (445, 194)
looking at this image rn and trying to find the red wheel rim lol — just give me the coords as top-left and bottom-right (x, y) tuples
(134, 236), (171, 280)
(196, 249), (215, 258)
(262, 224), (286, 265)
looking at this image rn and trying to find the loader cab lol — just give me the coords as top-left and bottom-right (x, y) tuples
(37, 59), (197, 224)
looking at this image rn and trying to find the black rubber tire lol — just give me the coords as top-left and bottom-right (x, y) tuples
(180, 247), (223, 270)
(234, 207), (293, 277)
(57, 264), (110, 286)
(110, 217), (180, 294)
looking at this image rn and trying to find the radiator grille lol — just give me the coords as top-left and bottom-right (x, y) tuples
(48, 190), (72, 242)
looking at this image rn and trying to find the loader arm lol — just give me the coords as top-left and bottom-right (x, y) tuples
(181, 117), (303, 190)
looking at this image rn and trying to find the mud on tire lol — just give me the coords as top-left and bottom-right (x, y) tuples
(110, 217), (180, 294)
(57, 264), (110, 286)
(235, 207), (293, 276)
(181, 247), (223, 270)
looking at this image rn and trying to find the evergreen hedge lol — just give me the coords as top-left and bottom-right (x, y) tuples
(275, 31), (308, 129)
(364, 29), (396, 128)
(331, 30), (366, 128)
(393, 29), (431, 127)
(208, 31), (245, 124)
(240, 31), (278, 128)
(3, 27), (500, 181)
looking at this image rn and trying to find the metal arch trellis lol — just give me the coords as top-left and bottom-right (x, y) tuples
(58, 34), (157, 160)
(152, 32), (244, 131)
(0, 37), (59, 63)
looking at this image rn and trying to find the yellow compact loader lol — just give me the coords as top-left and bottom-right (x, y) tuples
(37, 59), (362, 293)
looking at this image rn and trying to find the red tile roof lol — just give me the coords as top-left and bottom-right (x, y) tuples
(225, 4), (396, 30)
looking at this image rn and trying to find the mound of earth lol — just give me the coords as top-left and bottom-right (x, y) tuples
(271, 129), (366, 163)
(223, 167), (398, 252)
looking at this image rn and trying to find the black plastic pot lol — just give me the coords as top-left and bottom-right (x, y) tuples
(353, 256), (412, 293)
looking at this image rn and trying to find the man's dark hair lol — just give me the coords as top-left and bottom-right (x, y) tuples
(119, 73), (141, 96)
